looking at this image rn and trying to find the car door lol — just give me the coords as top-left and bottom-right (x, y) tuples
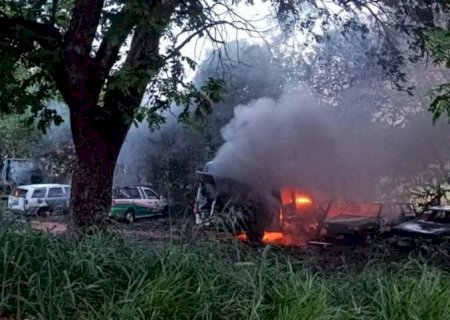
(8, 187), (28, 212)
(46, 187), (66, 214)
(128, 187), (148, 217)
(29, 188), (46, 211)
(142, 188), (162, 215)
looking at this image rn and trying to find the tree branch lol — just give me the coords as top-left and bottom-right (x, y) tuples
(123, 0), (179, 71)
(50, 0), (59, 24)
(0, 15), (62, 51)
(95, 5), (136, 79)
(164, 21), (227, 61)
(64, 0), (104, 55)
(101, 0), (179, 126)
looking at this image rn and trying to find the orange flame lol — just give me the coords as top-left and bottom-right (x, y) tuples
(295, 195), (312, 205)
(234, 188), (315, 247)
(236, 231), (307, 246)
(236, 232), (283, 243)
(262, 232), (284, 242)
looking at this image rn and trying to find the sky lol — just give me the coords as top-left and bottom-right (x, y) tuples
(166, 0), (275, 75)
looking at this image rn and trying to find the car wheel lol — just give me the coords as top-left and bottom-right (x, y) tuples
(126, 210), (136, 223)
(37, 207), (52, 217)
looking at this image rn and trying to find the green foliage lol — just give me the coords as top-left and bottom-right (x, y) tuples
(426, 28), (450, 123)
(0, 0), (424, 133)
(0, 31), (63, 132)
(0, 110), (74, 181)
(0, 227), (449, 319)
(0, 113), (44, 158)
(426, 29), (450, 67)
(428, 83), (450, 124)
(0, 0), (227, 134)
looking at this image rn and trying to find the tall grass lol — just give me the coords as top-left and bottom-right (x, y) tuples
(0, 227), (449, 320)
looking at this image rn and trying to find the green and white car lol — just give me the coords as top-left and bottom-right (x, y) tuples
(109, 186), (168, 223)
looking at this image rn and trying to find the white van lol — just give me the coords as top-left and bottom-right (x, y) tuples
(8, 183), (71, 216)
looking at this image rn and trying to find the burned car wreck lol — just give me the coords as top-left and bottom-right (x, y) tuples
(193, 163), (283, 243)
(193, 162), (333, 244)
(390, 205), (450, 248)
(193, 161), (419, 246)
(319, 202), (416, 244)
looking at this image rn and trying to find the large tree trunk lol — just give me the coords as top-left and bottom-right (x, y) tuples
(59, 5), (169, 229)
(69, 104), (131, 230)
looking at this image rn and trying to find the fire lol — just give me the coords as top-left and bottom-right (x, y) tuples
(295, 195), (312, 205)
(236, 231), (307, 246)
(236, 232), (283, 243)
(235, 187), (317, 246)
(236, 233), (248, 241)
(262, 232), (284, 242)
(280, 187), (312, 206)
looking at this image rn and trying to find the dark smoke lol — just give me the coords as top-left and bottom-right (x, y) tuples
(208, 85), (450, 203)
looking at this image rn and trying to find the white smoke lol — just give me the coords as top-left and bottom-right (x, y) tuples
(113, 107), (180, 187)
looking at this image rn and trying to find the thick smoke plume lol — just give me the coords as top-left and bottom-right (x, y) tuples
(208, 85), (450, 202)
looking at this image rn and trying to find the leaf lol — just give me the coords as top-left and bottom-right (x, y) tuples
(427, 83), (450, 124)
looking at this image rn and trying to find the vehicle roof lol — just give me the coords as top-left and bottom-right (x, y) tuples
(17, 183), (71, 189)
(327, 201), (412, 206)
(114, 185), (154, 189)
(428, 205), (450, 212)
(4, 158), (37, 161)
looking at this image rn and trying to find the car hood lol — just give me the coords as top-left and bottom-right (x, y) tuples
(324, 215), (378, 227)
(392, 219), (450, 236)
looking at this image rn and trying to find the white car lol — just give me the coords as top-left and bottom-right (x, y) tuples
(8, 183), (71, 216)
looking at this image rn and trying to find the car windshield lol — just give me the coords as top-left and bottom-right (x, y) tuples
(114, 187), (140, 199)
(12, 188), (28, 197)
(428, 210), (450, 223)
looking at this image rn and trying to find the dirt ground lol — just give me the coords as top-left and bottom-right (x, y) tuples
(7, 212), (186, 239)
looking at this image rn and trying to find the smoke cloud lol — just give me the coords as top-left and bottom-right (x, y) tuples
(113, 108), (180, 187)
(208, 85), (450, 202)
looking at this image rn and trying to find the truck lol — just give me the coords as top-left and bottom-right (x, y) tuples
(0, 158), (45, 201)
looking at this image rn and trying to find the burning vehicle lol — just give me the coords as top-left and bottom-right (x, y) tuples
(318, 202), (417, 244)
(193, 162), (419, 246)
(390, 205), (450, 248)
(193, 162), (327, 244)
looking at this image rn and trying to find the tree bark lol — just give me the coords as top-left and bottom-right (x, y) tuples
(61, 0), (177, 230)
(69, 104), (131, 230)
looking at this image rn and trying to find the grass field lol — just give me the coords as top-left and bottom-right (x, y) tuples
(0, 223), (449, 320)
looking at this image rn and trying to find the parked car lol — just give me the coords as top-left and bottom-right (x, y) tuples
(320, 202), (416, 243)
(7, 183), (71, 216)
(390, 205), (450, 248)
(109, 186), (168, 223)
